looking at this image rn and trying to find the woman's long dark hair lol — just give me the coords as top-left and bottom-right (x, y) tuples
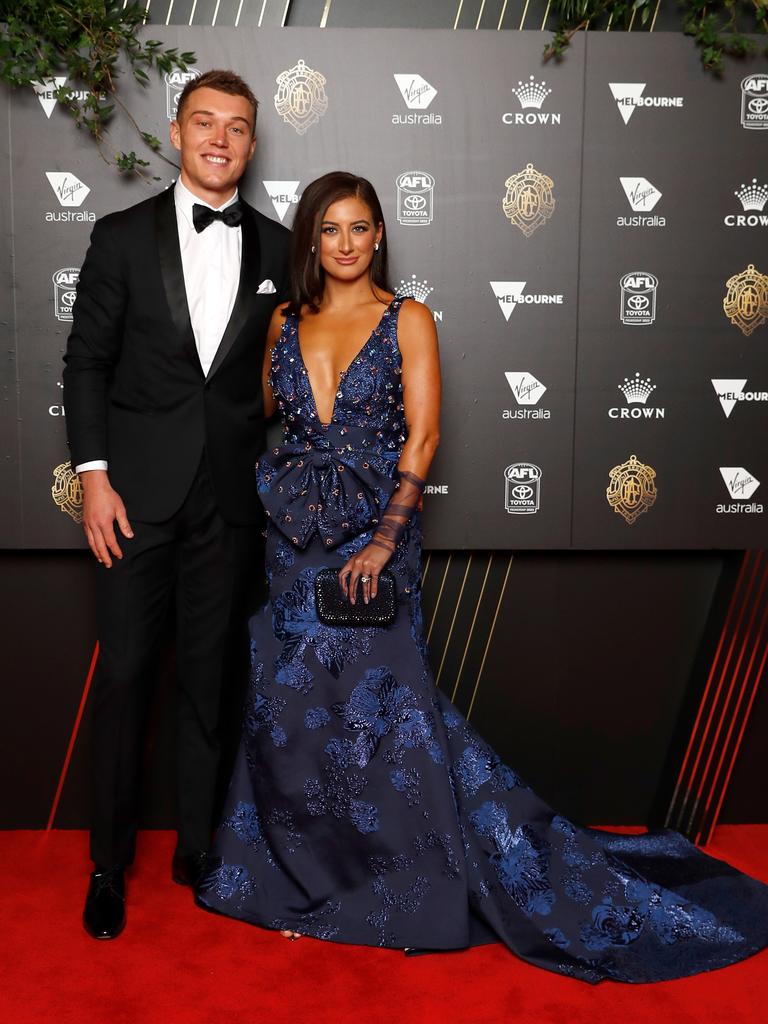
(285, 172), (392, 317)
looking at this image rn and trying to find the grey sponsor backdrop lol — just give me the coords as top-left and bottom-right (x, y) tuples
(1, 29), (766, 548)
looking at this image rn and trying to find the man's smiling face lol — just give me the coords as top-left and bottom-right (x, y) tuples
(170, 86), (256, 206)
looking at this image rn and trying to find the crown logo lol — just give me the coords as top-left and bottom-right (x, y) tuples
(723, 263), (768, 336)
(395, 275), (434, 304)
(618, 372), (656, 404)
(734, 179), (768, 212)
(512, 76), (552, 110)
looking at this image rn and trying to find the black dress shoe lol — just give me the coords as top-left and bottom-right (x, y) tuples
(83, 868), (126, 940)
(172, 850), (209, 888)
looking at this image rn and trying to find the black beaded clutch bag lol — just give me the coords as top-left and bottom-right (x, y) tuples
(315, 568), (397, 627)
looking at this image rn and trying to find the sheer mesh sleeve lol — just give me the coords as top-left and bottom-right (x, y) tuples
(370, 470), (426, 554)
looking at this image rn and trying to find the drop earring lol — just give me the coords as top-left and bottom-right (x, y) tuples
(311, 244), (316, 254)
(374, 242), (379, 251)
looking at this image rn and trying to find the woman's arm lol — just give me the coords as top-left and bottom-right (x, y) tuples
(340, 298), (441, 602)
(262, 304), (288, 419)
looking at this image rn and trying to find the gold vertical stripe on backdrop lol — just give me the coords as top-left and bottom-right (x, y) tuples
(165, 1), (175, 27)
(421, 553), (432, 589)
(436, 556), (473, 686)
(650, 0), (662, 31)
(451, 555), (493, 702)
(258, 0), (268, 27)
(467, 554), (513, 720)
(453, 0), (466, 30)
(320, 0), (332, 27)
(189, 0), (198, 26)
(497, 0), (510, 29)
(540, 0), (552, 30)
(628, 8), (637, 30)
(211, 0), (221, 26)
(518, 0), (531, 30)
(475, 0), (488, 29)
(427, 555), (452, 645)
(235, 0), (245, 28)
(281, 1), (292, 27)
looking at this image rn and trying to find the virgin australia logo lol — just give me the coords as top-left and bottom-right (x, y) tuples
(618, 177), (665, 226)
(718, 468), (762, 515)
(490, 282), (564, 322)
(262, 180), (300, 222)
(502, 76), (560, 126)
(392, 74), (441, 125)
(503, 372), (550, 420)
(46, 172), (90, 207)
(394, 74), (437, 109)
(609, 83), (683, 125)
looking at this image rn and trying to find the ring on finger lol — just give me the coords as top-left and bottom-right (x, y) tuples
(360, 575), (371, 583)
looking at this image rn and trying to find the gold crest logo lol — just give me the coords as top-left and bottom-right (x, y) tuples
(502, 163), (555, 237)
(51, 462), (83, 523)
(274, 59), (328, 135)
(606, 454), (657, 524)
(723, 263), (768, 337)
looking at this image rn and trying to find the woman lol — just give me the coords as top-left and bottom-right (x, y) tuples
(198, 172), (768, 982)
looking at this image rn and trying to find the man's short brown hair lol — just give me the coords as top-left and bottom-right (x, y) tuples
(176, 69), (259, 135)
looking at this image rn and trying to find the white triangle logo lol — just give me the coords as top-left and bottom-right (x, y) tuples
(45, 172), (90, 207)
(393, 74), (437, 110)
(711, 379), (747, 419)
(720, 467), (760, 500)
(33, 78), (67, 119)
(505, 372), (547, 406)
(609, 83), (646, 125)
(620, 177), (662, 212)
(262, 180), (300, 223)
(491, 281), (526, 322)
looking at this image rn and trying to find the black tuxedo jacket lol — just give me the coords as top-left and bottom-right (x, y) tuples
(63, 187), (290, 525)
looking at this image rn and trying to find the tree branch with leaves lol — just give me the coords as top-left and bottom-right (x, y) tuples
(0, 0), (196, 178)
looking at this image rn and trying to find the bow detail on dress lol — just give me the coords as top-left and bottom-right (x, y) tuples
(257, 443), (398, 551)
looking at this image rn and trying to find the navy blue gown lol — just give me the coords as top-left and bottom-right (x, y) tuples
(199, 297), (768, 983)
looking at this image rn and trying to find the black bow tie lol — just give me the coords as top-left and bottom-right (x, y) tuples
(192, 201), (243, 233)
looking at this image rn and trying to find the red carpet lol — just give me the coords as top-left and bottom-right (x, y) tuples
(2, 828), (768, 1024)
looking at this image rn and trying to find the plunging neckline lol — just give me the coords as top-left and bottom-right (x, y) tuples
(295, 297), (397, 427)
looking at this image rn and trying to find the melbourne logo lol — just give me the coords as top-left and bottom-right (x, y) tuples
(712, 378), (768, 418)
(33, 77), (66, 118)
(620, 272), (658, 326)
(503, 164), (555, 237)
(502, 76), (560, 126)
(504, 463), (541, 514)
(609, 373), (664, 419)
(503, 373), (550, 420)
(725, 179), (768, 227)
(618, 177), (665, 227)
(718, 467), (763, 514)
(51, 463), (83, 523)
(741, 75), (768, 130)
(262, 180), (300, 222)
(609, 83), (684, 125)
(52, 267), (79, 322)
(490, 282), (564, 321)
(274, 60), (328, 135)
(606, 454), (657, 524)
(165, 69), (201, 120)
(396, 171), (435, 226)
(395, 275), (442, 322)
(723, 264), (768, 336)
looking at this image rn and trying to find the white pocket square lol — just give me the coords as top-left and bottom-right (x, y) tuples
(257, 278), (276, 294)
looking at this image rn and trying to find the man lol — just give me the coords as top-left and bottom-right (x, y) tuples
(63, 69), (290, 939)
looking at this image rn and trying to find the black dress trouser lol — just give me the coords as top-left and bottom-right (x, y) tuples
(89, 458), (261, 870)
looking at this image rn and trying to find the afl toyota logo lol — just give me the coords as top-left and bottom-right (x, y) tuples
(396, 171), (434, 226)
(504, 463), (541, 514)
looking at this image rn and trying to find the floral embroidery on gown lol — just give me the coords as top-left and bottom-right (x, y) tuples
(199, 296), (768, 983)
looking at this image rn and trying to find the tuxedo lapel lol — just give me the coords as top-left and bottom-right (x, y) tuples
(154, 188), (201, 373)
(206, 202), (262, 381)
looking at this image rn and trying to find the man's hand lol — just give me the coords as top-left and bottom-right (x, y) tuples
(80, 470), (133, 568)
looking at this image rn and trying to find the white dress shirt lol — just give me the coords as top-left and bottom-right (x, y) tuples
(76, 179), (243, 473)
